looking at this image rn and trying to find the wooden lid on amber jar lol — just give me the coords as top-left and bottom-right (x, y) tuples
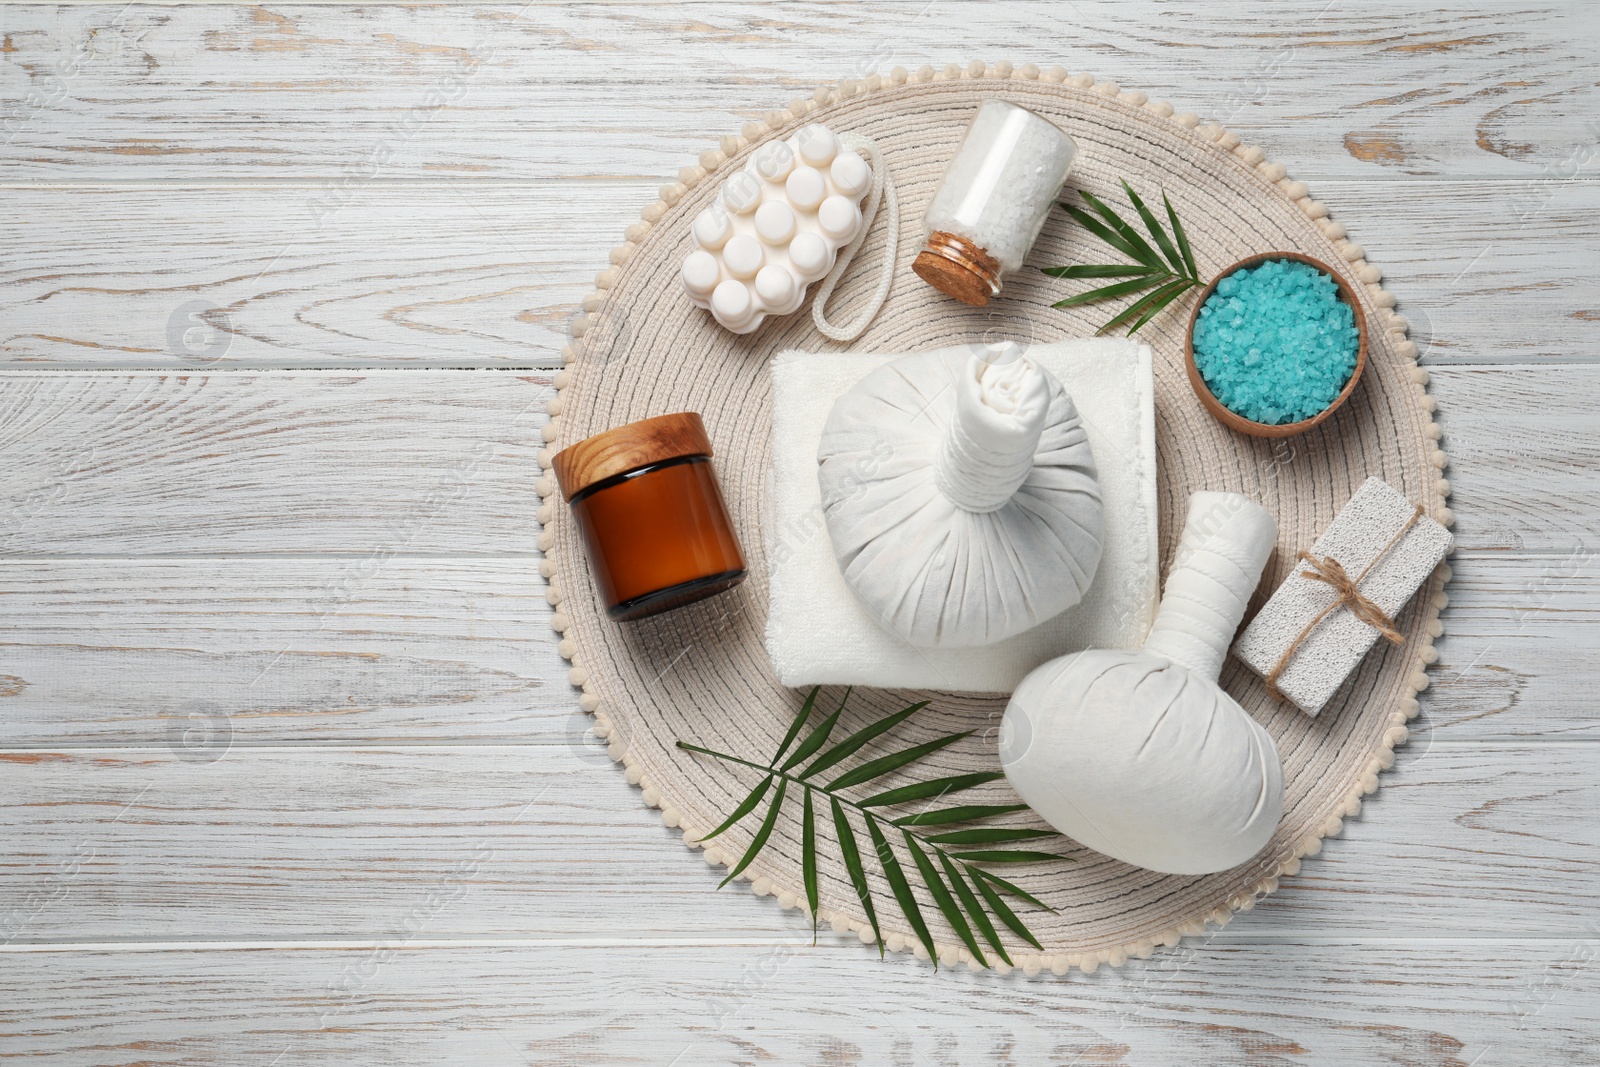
(551, 412), (714, 501)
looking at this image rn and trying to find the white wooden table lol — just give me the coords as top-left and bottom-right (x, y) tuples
(3, 3), (1597, 1063)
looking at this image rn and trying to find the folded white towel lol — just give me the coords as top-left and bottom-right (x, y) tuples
(765, 338), (1159, 693)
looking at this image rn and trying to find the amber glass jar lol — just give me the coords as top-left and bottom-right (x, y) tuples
(552, 412), (746, 621)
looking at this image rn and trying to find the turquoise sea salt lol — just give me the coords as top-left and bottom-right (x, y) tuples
(1192, 258), (1360, 425)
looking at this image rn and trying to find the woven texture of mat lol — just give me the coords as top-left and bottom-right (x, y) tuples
(536, 63), (1452, 975)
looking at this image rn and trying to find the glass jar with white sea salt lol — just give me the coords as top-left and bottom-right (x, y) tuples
(913, 100), (1078, 307)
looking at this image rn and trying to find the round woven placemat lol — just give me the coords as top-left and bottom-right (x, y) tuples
(537, 63), (1452, 975)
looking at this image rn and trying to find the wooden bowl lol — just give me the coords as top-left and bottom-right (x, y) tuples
(1183, 251), (1369, 438)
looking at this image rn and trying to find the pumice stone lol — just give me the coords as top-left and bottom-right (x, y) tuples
(816, 342), (1103, 647)
(681, 123), (872, 334)
(1000, 491), (1285, 876)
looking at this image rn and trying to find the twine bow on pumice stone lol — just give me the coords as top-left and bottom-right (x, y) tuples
(1269, 539), (1415, 696)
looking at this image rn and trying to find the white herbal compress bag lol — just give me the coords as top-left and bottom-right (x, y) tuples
(764, 338), (1159, 693)
(817, 343), (1103, 648)
(1002, 492), (1286, 875)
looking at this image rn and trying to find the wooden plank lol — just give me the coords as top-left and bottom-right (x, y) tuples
(0, 180), (1593, 368)
(1428, 552), (1600, 741)
(1432, 365), (1600, 554)
(0, 553), (1591, 746)
(0, 366), (1592, 556)
(0, 744), (1595, 943)
(0, 559), (572, 746)
(0, 748), (783, 945)
(2, 3), (1597, 181)
(0, 185), (612, 368)
(0, 371), (547, 556)
(1351, 179), (1600, 365)
(3, 938), (1597, 1065)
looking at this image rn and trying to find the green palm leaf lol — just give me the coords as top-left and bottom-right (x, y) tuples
(677, 690), (1067, 968)
(778, 687), (851, 772)
(802, 786), (819, 943)
(973, 868), (1058, 913)
(1051, 274), (1166, 309)
(773, 686), (820, 766)
(718, 778), (787, 888)
(697, 772), (773, 842)
(939, 851), (1012, 967)
(891, 803), (1031, 826)
(801, 699), (930, 780)
(971, 866), (1044, 951)
(1040, 264), (1162, 280)
(904, 832), (987, 968)
(923, 827), (1059, 846)
(1124, 278), (1199, 336)
(858, 771), (1006, 808)
(1121, 179), (1186, 276)
(824, 730), (973, 791)
(1165, 189), (1200, 278)
(1061, 204), (1152, 266)
(1095, 277), (1196, 337)
(1046, 182), (1209, 336)
(830, 796), (882, 956)
(865, 814), (938, 966)
(1081, 190), (1165, 270)
(949, 849), (1069, 865)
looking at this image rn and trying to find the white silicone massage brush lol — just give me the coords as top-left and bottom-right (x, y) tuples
(680, 124), (871, 334)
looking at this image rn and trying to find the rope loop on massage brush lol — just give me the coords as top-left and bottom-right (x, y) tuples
(811, 132), (898, 342)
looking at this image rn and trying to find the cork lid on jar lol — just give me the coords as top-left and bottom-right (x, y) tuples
(551, 412), (714, 501)
(913, 231), (1002, 308)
